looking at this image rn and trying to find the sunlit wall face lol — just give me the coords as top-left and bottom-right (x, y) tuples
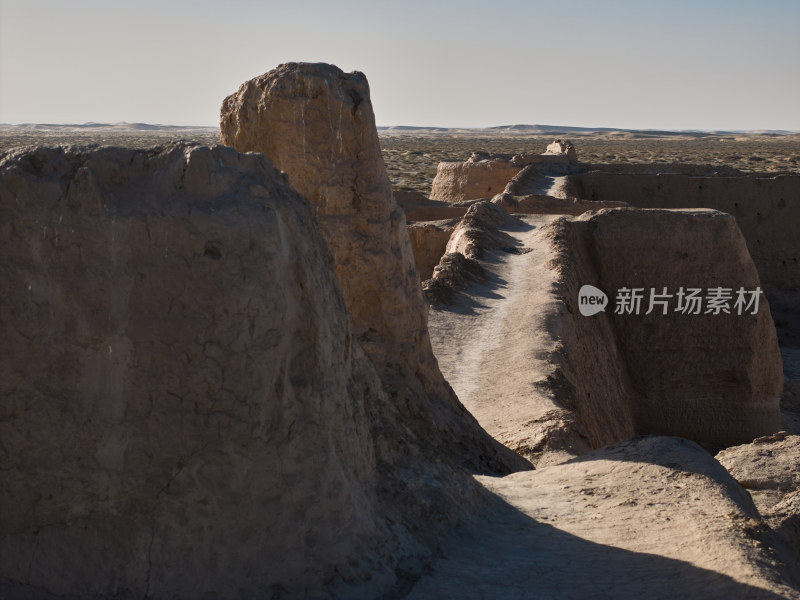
(1, 0), (798, 130)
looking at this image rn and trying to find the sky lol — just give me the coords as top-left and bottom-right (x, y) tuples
(1, 0), (798, 131)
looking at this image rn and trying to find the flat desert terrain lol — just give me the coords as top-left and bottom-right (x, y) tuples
(2, 124), (798, 195)
(380, 128), (800, 194)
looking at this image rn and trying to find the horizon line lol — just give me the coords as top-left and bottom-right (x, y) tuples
(1, 122), (799, 135)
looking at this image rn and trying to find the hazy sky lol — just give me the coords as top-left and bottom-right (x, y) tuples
(1, 0), (798, 130)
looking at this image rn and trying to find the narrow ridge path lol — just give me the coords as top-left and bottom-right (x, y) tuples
(428, 214), (571, 463)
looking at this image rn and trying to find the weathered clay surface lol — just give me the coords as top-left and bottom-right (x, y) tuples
(717, 433), (800, 502)
(430, 158), (522, 202)
(493, 191), (628, 215)
(544, 138), (578, 162)
(553, 208), (783, 446)
(430, 141), (588, 203)
(423, 252), (489, 307)
(220, 62), (529, 474)
(428, 211), (635, 466)
(444, 201), (521, 260)
(406, 436), (800, 599)
(429, 206), (783, 467)
(782, 379), (800, 434)
(395, 190), (468, 221)
(510, 152), (572, 168)
(717, 433), (800, 568)
(569, 172), (800, 290)
(0, 144), (487, 599)
(407, 219), (460, 280)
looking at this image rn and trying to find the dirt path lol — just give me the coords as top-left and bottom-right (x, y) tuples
(428, 214), (576, 464)
(421, 213), (799, 599)
(506, 165), (572, 198)
(404, 438), (799, 599)
(537, 174), (571, 198)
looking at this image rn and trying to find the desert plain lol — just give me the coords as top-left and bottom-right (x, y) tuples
(1, 62), (799, 599)
(3, 123), (800, 194)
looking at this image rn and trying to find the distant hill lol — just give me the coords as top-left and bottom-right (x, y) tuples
(2, 122), (796, 137)
(377, 124), (799, 136)
(0, 123), (218, 132)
